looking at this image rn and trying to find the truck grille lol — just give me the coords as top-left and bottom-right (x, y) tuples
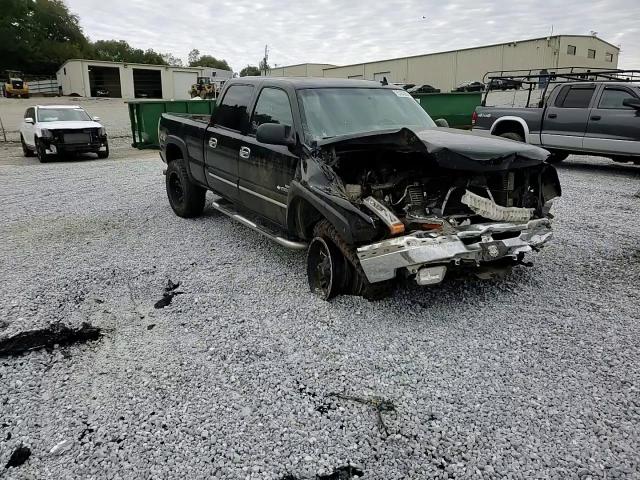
(63, 132), (91, 144)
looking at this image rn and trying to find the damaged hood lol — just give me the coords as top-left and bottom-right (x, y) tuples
(317, 127), (550, 171)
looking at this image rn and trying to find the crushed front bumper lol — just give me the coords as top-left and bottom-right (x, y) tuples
(356, 218), (553, 284)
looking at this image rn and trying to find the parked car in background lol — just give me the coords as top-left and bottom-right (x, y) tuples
(453, 81), (485, 92)
(487, 78), (522, 90)
(473, 81), (640, 163)
(407, 84), (441, 94)
(19, 105), (109, 162)
(158, 77), (561, 300)
(389, 82), (416, 91)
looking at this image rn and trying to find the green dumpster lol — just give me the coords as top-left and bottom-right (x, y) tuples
(127, 99), (216, 149)
(412, 92), (481, 129)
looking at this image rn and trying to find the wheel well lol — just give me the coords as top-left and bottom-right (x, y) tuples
(289, 197), (323, 241)
(165, 143), (183, 163)
(492, 120), (525, 139)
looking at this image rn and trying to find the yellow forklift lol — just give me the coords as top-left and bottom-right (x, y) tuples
(2, 70), (29, 98)
(189, 77), (217, 99)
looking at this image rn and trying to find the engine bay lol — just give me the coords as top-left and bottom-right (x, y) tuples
(329, 147), (559, 234)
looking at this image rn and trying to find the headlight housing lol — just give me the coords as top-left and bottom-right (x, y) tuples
(98, 127), (107, 136)
(40, 128), (53, 139)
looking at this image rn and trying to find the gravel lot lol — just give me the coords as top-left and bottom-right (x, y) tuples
(0, 130), (639, 478)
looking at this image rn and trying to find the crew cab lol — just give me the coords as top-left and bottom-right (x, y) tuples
(159, 77), (561, 300)
(473, 81), (640, 163)
(19, 105), (109, 162)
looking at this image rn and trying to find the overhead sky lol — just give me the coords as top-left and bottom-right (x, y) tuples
(65, 0), (639, 72)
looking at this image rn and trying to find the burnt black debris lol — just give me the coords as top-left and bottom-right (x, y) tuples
(316, 465), (364, 480)
(146, 324), (156, 330)
(154, 280), (183, 309)
(0, 322), (102, 358)
(5, 444), (31, 469)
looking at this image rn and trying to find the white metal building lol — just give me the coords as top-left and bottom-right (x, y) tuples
(266, 63), (336, 77)
(266, 35), (620, 91)
(56, 59), (233, 100)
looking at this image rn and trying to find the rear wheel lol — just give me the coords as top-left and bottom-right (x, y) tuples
(499, 132), (524, 142)
(21, 135), (33, 157)
(546, 151), (569, 164)
(165, 158), (206, 218)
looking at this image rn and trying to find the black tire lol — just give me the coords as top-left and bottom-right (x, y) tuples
(309, 220), (395, 301)
(499, 132), (524, 142)
(165, 158), (206, 218)
(97, 142), (109, 159)
(21, 135), (34, 157)
(546, 151), (569, 164)
(35, 138), (48, 163)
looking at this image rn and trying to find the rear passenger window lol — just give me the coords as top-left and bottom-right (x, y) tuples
(558, 87), (595, 108)
(250, 88), (293, 134)
(598, 88), (636, 109)
(215, 85), (254, 131)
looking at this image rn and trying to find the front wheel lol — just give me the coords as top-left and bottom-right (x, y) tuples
(97, 142), (109, 159)
(307, 236), (348, 300)
(35, 138), (48, 163)
(165, 158), (206, 218)
(308, 220), (395, 301)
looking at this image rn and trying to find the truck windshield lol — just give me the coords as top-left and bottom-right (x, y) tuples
(37, 108), (92, 122)
(297, 87), (436, 141)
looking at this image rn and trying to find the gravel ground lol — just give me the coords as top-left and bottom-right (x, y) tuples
(0, 144), (639, 479)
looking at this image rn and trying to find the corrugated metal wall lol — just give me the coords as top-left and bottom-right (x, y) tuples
(321, 36), (619, 91)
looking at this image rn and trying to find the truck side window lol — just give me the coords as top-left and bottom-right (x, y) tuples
(215, 85), (254, 131)
(557, 86), (595, 109)
(250, 88), (293, 135)
(24, 108), (34, 120)
(598, 88), (636, 109)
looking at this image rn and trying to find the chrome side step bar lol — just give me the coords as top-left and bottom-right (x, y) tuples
(210, 199), (308, 251)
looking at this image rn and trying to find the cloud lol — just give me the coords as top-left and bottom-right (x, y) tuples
(65, 0), (640, 71)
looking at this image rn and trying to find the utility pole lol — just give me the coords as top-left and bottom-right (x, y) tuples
(261, 45), (269, 76)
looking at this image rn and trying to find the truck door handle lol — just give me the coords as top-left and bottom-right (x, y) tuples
(548, 113), (557, 119)
(590, 115), (601, 121)
(208, 137), (218, 148)
(239, 146), (251, 159)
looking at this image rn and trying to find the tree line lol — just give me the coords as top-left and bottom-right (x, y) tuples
(0, 0), (265, 76)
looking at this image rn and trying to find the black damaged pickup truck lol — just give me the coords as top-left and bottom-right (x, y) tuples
(159, 77), (561, 300)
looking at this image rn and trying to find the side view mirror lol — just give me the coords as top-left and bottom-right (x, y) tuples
(93, 116), (101, 121)
(435, 118), (449, 128)
(256, 123), (295, 146)
(622, 98), (640, 110)
(24, 118), (34, 124)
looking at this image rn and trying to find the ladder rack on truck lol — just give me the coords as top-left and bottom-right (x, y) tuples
(481, 68), (640, 107)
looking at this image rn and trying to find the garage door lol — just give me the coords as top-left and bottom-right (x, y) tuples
(133, 69), (162, 98)
(172, 71), (197, 100)
(88, 66), (122, 98)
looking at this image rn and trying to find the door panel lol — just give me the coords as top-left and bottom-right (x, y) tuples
(542, 85), (595, 150)
(583, 87), (640, 155)
(238, 137), (298, 226)
(204, 84), (256, 203)
(204, 127), (241, 202)
(238, 86), (298, 226)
